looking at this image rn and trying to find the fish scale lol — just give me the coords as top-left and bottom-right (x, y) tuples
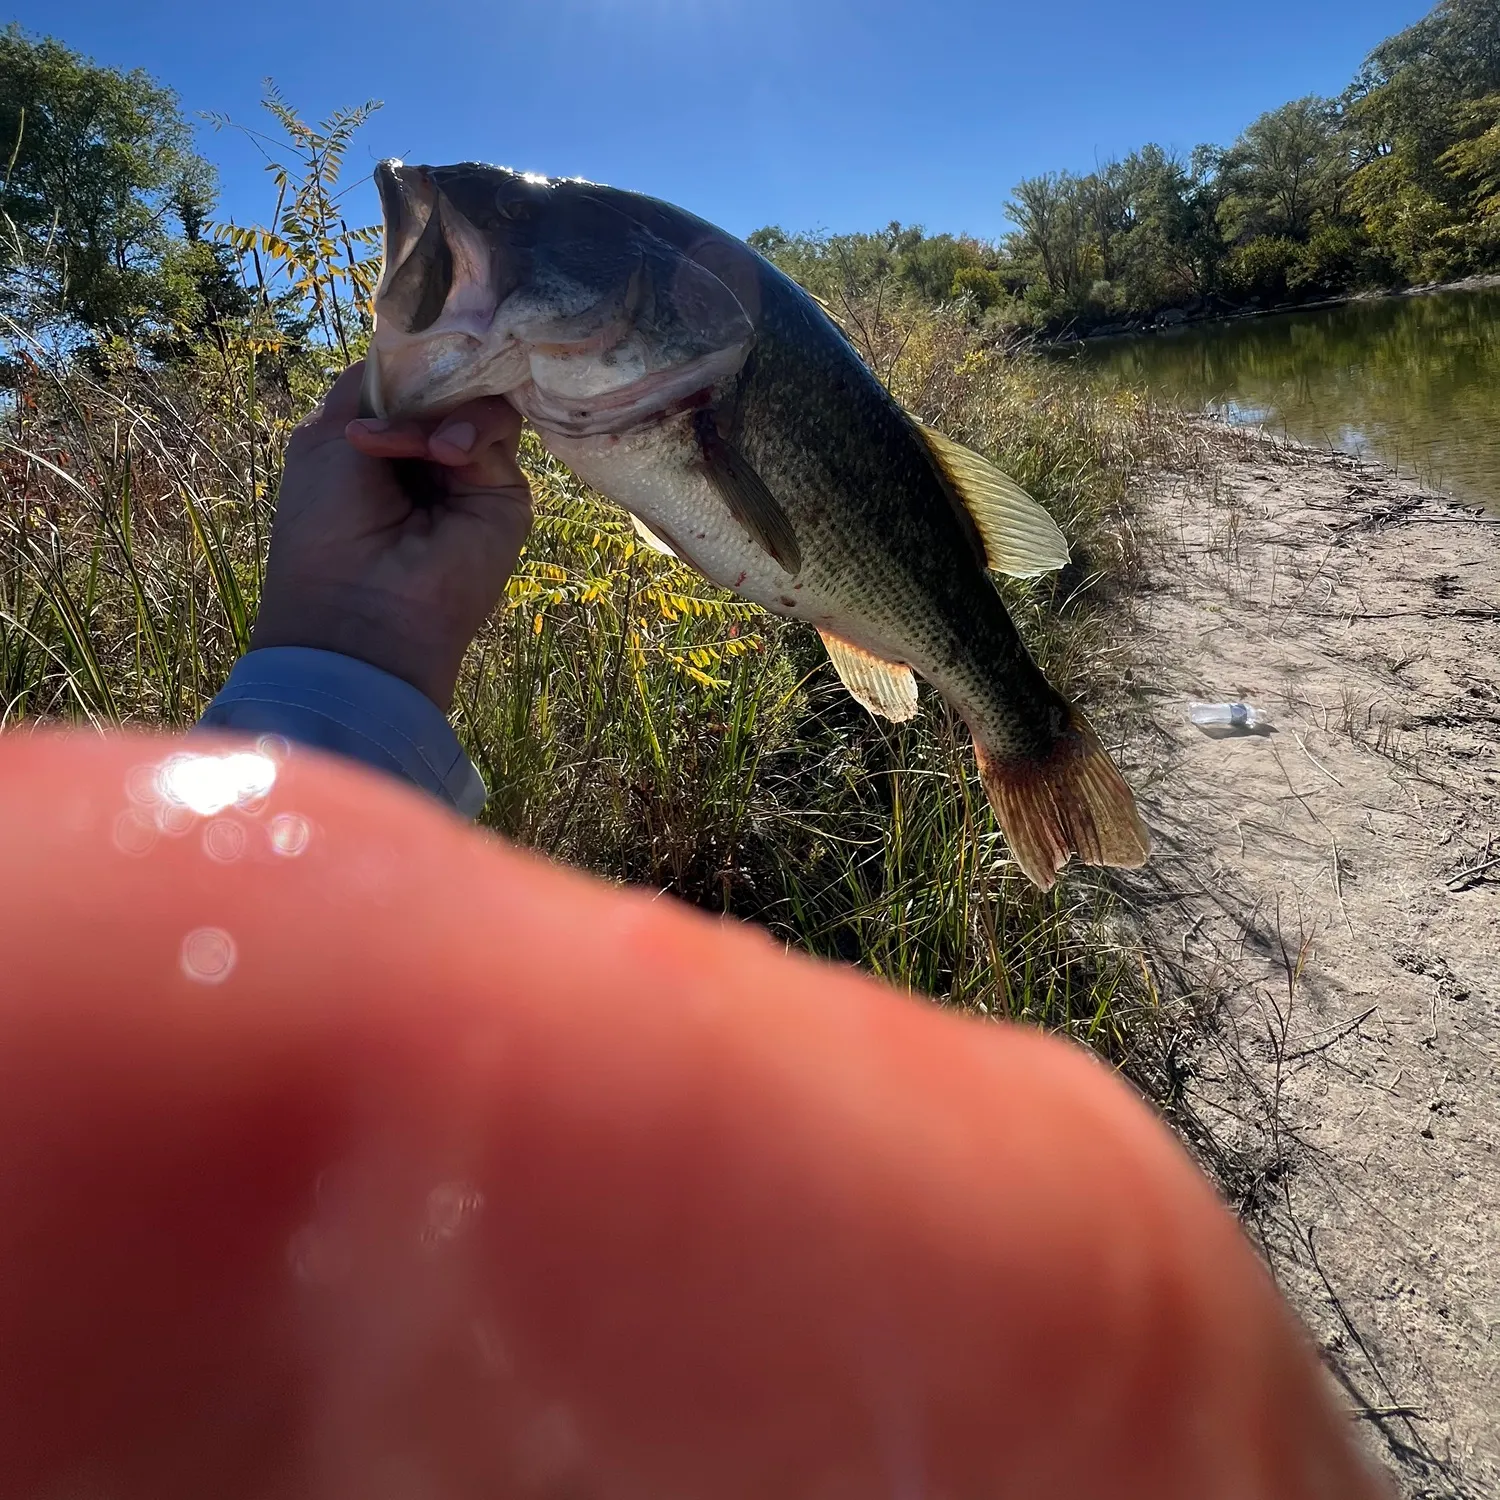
(364, 159), (1149, 888)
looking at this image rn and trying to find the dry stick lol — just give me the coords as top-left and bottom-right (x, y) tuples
(1270, 743), (1329, 832)
(1330, 836), (1355, 940)
(1181, 912), (1206, 959)
(1447, 846), (1500, 890)
(1269, 745), (1355, 938)
(1284, 1005), (1379, 1061)
(1348, 607), (1500, 621)
(1293, 731), (1343, 787)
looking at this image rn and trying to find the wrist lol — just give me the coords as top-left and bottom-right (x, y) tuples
(251, 589), (464, 711)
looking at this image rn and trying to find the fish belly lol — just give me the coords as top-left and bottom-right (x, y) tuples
(540, 418), (860, 636)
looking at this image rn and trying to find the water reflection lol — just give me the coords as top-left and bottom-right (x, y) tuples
(1073, 287), (1500, 512)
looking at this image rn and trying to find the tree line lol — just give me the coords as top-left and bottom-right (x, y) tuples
(751, 0), (1500, 334)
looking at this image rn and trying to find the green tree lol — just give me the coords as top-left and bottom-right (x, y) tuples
(1289, 223), (1377, 294)
(950, 263), (1005, 310)
(893, 231), (992, 304)
(1006, 173), (1087, 303)
(1362, 0), (1500, 120)
(747, 221), (1005, 321)
(1440, 92), (1500, 214)
(1224, 235), (1300, 303)
(1221, 97), (1350, 242)
(1116, 145), (1217, 310)
(0, 26), (226, 338)
(1348, 0), (1500, 277)
(1079, 162), (1129, 284)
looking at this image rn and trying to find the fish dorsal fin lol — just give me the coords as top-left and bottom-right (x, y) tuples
(914, 422), (1070, 578)
(630, 513), (677, 557)
(694, 410), (802, 574)
(818, 631), (919, 723)
(809, 291), (844, 326)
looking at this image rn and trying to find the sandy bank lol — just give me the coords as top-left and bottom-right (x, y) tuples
(1126, 431), (1500, 1498)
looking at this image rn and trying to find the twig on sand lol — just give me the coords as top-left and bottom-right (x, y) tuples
(1294, 731), (1343, 787)
(1271, 744), (1331, 832)
(1305, 1228), (1437, 1470)
(1285, 1006), (1378, 1061)
(1182, 913), (1206, 958)
(1447, 833), (1498, 891)
(1330, 837), (1355, 939)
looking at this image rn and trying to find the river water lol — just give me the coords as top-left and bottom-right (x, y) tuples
(1072, 285), (1500, 512)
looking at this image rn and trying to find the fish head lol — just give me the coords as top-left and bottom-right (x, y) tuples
(364, 161), (759, 436)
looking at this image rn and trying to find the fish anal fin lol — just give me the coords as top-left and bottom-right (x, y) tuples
(630, 513), (677, 557)
(694, 410), (802, 575)
(819, 631), (919, 723)
(967, 709), (1149, 889)
(915, 421), (1071, 578)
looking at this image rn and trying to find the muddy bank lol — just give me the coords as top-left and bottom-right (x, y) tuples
(1124, 431), (1500, 1498)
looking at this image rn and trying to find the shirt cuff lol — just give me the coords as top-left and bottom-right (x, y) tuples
(194, 647), (487, 819)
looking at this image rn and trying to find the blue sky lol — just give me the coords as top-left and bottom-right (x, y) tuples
(14, 0), (1431, 243)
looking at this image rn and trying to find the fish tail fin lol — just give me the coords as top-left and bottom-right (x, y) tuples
(967, 709), (1150, 890)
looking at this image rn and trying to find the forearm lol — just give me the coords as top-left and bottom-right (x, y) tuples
(195, 646), (487, 818)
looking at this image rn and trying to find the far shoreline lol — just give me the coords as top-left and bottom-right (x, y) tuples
(1038, 271), (1500, 349)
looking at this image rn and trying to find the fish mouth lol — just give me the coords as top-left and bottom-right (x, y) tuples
(364, 160), (521, 420)
(373, 160), (438, 308)
(364, 160), (759, 430)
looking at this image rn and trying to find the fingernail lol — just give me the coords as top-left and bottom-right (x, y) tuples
(350, 417), (389, 433)
(433, 421), (476, 454)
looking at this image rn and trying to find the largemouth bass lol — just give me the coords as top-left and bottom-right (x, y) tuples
(362, 160), (1149, 888)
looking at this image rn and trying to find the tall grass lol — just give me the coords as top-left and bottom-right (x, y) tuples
(0, 300), (1196, 1061)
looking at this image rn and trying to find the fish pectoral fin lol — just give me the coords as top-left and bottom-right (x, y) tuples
(914, 421), (1071, 578)
(818, 631), (919, 723)
(630, 513), (677, 557)
(695, 414), (802, 574)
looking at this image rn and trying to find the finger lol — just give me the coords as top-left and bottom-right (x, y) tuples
(426, 396), (527, 489)
(0, 731), (1391, 1500)
(344, 418), (437, 460)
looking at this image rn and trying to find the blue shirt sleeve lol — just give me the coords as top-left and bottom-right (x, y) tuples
(194, 647), (487, 818)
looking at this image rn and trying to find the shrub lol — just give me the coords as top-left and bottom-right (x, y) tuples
(1225, 236), (1300, 303)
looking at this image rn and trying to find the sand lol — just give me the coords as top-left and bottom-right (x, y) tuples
(1126, 429), (1500, 1498)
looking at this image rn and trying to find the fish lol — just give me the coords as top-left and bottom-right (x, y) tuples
(361, 160), (1150, 889)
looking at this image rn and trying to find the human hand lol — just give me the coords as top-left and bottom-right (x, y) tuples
(251, 361), (532, 711)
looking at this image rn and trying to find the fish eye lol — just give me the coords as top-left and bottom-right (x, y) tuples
(498, 199), (532, 221)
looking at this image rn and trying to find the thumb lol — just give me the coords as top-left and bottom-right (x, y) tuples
(425, 397), (531, 496)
